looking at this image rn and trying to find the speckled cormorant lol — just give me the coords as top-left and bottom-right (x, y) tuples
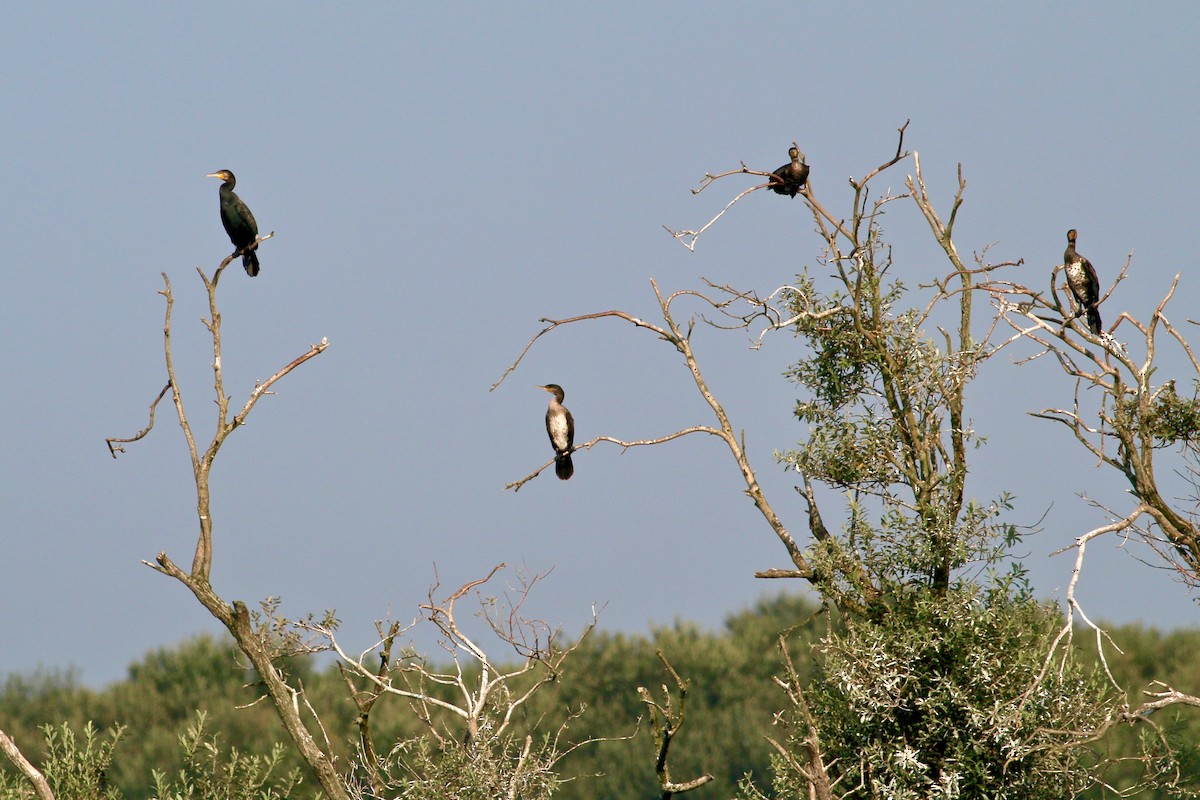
(538, 384), (574, 480)
(1064, 228), (1102, 335)
(207, 170), (260, 276)
(769, 145), (809, 197)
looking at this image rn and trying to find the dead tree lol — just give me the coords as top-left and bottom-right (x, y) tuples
(106, 247), (345, 799)
(298, 566), (603, 799)
(637, 651), (713, 799)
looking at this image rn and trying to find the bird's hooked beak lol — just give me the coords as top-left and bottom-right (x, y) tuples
(205, 171), (223, 180)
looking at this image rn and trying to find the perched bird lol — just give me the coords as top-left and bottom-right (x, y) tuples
(1063, 228), (1102, 335)
(769, 145), (809, 197)
(206, 169), (260, 276)
(537, 384), (574, 480)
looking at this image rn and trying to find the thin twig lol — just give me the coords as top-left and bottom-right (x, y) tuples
(105, 382), (170, 457)
(506, 427), (722, 491)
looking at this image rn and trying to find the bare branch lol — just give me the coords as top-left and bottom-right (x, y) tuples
(306, 565), (597, 755)
(850, 118), (910, 191)
(505, 427), (722, 491)
(490, 309), (671, 392)
(664, 183), (766, 252)
(231, 339), (330, 431)
(664, 139), (819, 252)
(764, 634), (836, 800)
(638, 650), (714, 799)
(214, 231), (275, 277)
(0, 730), (55, 800)
(105, 382), (170, 458)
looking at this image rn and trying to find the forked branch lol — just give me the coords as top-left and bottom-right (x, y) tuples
(301, 566), (597, 749)
(637, 650), (714, 799)
(113, 247), (346, 800)
(663, 138), (816, 252)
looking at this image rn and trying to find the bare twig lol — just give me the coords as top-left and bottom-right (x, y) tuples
(663, 141), (814, 252)
(767, 635), (836, 800)
(505, 428), (721, 491)
(490, 309), (671, 393)
(664, 183), (767, 252)
(105, 382), (170, 457)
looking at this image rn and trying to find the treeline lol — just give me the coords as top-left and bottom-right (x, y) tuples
(1, 593), (1197, 799)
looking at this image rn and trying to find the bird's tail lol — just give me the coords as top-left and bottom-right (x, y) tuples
(243, 249), (260, 277)
(555, 453), (574, 480)
(1086, 306), (1102, 335)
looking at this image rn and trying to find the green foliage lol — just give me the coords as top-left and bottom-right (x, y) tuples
(39, 722), (124, 800)
(0, 668), (107, 767)
(1139, 384), (1200, 448)
(149, 712), (302, 800)
(0, 716), (303, 800)
(1076, 626), (1200, 798)
(539, 593), (824, 800)
(784, 273), (912, 489)
(100, 634), (342, 798)
(795, 592), (1108, 799)
(0, 722), (123, 800)
(757, 185), (1197, 798)
(2, 611), (1200, 800)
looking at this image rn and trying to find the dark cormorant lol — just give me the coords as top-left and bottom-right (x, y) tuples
(1064, 229), (1102, 335)
(538, 384), (574, 480)
(206, 170), (260, 276)
(769, 145), (809, 197)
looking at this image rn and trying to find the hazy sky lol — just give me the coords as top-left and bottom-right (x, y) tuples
(2, 4), (1198, 687)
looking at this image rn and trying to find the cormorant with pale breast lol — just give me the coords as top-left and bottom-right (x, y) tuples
(769, 145), (809, 197)
(538, 384), (574, 480)
(207, 170), (260, 276)
(1064, 228), (1102, 335)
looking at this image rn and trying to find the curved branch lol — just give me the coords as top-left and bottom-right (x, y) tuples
(491, 309), (672, 392)
(105, 382), (170, 458)
(650, 280), (810, 575)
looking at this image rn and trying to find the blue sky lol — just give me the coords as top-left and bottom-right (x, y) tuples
(1, 4), (1198, 686)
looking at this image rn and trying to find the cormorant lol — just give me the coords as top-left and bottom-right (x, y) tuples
(769, 145), (809, 197)
(537, 384), (574, 480)
(1063, 228), (1102, 335)
(206, 170), (260, 276)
